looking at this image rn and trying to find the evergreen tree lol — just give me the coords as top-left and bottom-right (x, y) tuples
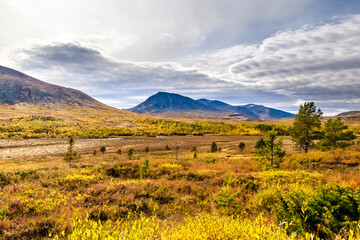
(217, 171), (238, 209)
(256, 130), (285, 168)
(100, 146), (106, 155)
(175, 146), (179, 160)
(210, 142), (218, 152)
(139, 158), (150, 178)
(65, 136), (74, 168)
(238, 142), (245, 152)
(127, 148), (135, 159)
(144, 146), (149, 153)
(320, 118), (356, 148)
(290, 102), (323, 153)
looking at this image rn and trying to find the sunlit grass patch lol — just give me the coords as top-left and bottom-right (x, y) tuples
(119, 179), (152, 185)
(62, 214), (290, 240)
(252, 170), (324, 188)
(159, 163), (182, 169)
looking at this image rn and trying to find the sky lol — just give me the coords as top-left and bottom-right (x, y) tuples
(1, 0), (360, 115)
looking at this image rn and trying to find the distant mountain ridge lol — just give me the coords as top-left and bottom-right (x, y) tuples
(0, 65), (108, 109)
(129, 92), (220, 113)
(196, 99), (260, 118)
(197, 98), (295, 120)
(128, 92), (295, 120)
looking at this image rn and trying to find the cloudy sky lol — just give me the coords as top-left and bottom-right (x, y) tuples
(1, 0), (360, 115)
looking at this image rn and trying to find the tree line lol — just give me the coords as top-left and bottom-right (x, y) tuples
(256, 102), (356, 168)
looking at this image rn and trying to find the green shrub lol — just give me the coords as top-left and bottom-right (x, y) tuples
(0, 207), (8, 220)
(238, 142), (245, 152)
(274, 184), (360, 238)
(127, 149), (135, 159)
(0, 172), (11, 186)
(100, 146), (106, 155)
(14, 170), (38, 180)
(210, 142), (218, 152)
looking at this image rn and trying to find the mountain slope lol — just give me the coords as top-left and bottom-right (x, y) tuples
(197, 99), (294, 119)
(243, 104), (295, 119)
(0, 65), (108, 109)
(197, 99), (259, 117)
(128, 92), (220, 113)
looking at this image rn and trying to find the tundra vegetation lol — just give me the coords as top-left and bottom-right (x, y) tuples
(0, 103), (359, 239)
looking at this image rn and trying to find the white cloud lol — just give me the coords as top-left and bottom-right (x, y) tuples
(9, 14), (360, 114)
(0, 0), (317, 64)
(231, 15), (360, 83)
(11, 43), (282, 109)
(228, 15), (360, 108)
(2, 1), (360, 114)
(181, 45), (257, 79)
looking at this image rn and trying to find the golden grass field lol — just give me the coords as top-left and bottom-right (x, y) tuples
(0, 133), (360, 239)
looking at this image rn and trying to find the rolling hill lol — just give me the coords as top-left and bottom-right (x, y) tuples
(337, 111), (360, 118)
(335, 111), (360, 124)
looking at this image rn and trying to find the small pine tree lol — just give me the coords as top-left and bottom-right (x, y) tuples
(217, 171), (238, 209)
(127, 148), (135, 160)
(65, 136), (74, 168)
(319, 118), (356, 148)
(144, 146), (149, 153)
(290, 102), (323, 153)
(175, 146), (179, 160)
(256, 130), (285, 168)
(116, 148), (122, 154)
(191, 146), (197, 152)
(68, 136), (74, 159)
(165, 144), (170, 150)
(93, 150), (97, 156)
(210, 142), (218, 152)
(193, 151), (197, 158)
(139, 158), (150, 178)
(100, 146), (106, 155)
(238, 142), (245, 152)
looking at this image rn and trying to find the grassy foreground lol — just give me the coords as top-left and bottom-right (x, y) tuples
(1, 135), (360, 239)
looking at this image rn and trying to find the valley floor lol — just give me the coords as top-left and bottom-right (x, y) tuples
(0, 135), (267, 160)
